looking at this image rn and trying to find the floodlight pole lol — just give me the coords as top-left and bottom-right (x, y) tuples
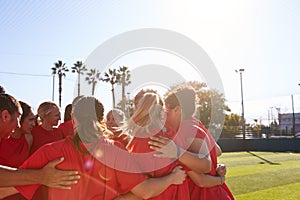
(236, 69), (246, 140)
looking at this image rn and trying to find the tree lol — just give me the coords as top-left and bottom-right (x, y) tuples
(51, 60), (69, 107)
(167, 81), (230, 137)
(222, 113), (241, 138)
(71, 61), (87, 96)
(117, 66), (131, 112)
(85, 68), (101, 95)
(101, 68), (120, 108)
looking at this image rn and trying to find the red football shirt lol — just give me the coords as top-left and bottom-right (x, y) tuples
(30, 125), (64, 154)
(0, 134), (30, 167)
(57, 121), (75, 138)
(0, 135), (29, 200)
(127, 129), (190, 200)
(16, 136), (147, 200)
(181, 118), (234, 200)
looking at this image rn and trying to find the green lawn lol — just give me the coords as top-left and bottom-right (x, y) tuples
(218, 151), (300, 200)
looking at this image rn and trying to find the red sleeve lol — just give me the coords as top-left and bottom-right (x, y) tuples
(115, 168), (148, 194)
(115, 139), (148, 193)
(58, 121), (74, 137)
(128, 137), (152, 153)
(127, 137), (158, 175)
(15, 143), (61, 199)
(94, 139), (148, 194)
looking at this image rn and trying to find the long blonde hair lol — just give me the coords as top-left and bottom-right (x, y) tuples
(126, 92), (164, 140)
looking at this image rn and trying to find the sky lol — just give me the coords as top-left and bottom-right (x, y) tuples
(0, 0), (300, 126)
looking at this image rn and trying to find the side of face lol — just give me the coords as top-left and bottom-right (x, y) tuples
(45, 107), (61, 127)
(0, 110), (21, 138)
(105, 113), (118, 128)
(21, 110), (36, 134)
(165, 105), (181, 130)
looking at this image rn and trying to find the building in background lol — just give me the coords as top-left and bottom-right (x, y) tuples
(278, 113), (300, 137)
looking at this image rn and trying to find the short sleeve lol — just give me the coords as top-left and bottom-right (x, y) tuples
(15, 143), (61, 199)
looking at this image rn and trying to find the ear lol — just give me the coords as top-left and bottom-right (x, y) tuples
(174, 106), (181, 113)
(1, 110), (11, 123)
(71, 114), (77, 127)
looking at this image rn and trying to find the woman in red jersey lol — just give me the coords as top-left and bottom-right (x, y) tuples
(30, 101), (65, 199)
(126, 92), (210, 200)
(0, 101), (35, 200)
(149, 85), (234, 200)
(0, 94), (79, 192)
(104, 108), (129, 146)
(0, 101), (35, 168)
(30, 101), (64, 154)
(0, 96), (186, 200)
(57, 104), (74, 138)
(57, 96), (84, 138)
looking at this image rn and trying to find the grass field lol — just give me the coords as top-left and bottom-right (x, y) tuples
(218, 151), (300, 200)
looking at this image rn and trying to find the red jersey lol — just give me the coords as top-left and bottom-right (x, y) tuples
(0, 135), (29, 200)
(57, 121), (75, 138)
(181, 118), (234, 200)
(15, 136), (147, 200)
(127, 129), (190, 200)
(0, 134), (30, 167)
(30, 125), (64, 154)
(112, 131), (128, 147)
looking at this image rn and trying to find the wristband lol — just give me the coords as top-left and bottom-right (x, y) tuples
(219, 176), (224, 185)
(176, 145), (181, 159)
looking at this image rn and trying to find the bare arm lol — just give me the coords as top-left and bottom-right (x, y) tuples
(0, 187), (19, 199)
(113, 192), (142, 200)
(215, 143), (222, 157)
(188, 171), (225, 187)
(149, 136), (211, 174)
(0, 158), (80, 189)
(128, 166), (186, 199)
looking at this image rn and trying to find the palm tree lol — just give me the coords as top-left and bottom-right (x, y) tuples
(71, 61), (87, 96)
(102, 68), (120, 108)
(117, 66), (131, 111)
(85, 68), (101, 95)
(51, 60), (69, 107)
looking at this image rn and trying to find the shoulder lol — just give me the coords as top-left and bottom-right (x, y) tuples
(21, 139), (68, 168)
(58, 121), (73, 128)
(31, 125), (42, 134)
(39, 138), (68, 153)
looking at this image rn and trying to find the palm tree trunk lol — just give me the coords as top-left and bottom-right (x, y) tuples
(121, 75), (125, 112)
(78, 73), (80, 96)
(112, 86), (115, 108)
(58, 74), (62, 107)
(92, 82), (95, 96)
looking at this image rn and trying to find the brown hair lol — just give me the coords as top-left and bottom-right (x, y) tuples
(72, 96), (110, 154)
(0, 85), (5, 94)
(63, 104), (72, 122)
(165, 85), (196, 119)
(0, 94), (21, 115)
(133, 88), (158, 109)
(19, 101), (32, 124)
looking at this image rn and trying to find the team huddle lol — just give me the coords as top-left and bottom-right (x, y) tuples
(0, 85), (234, 199)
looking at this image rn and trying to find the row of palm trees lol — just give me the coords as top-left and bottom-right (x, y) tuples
(51, 60), (131, 110)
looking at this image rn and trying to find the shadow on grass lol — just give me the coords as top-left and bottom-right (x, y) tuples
(247, 151), (280, 165)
